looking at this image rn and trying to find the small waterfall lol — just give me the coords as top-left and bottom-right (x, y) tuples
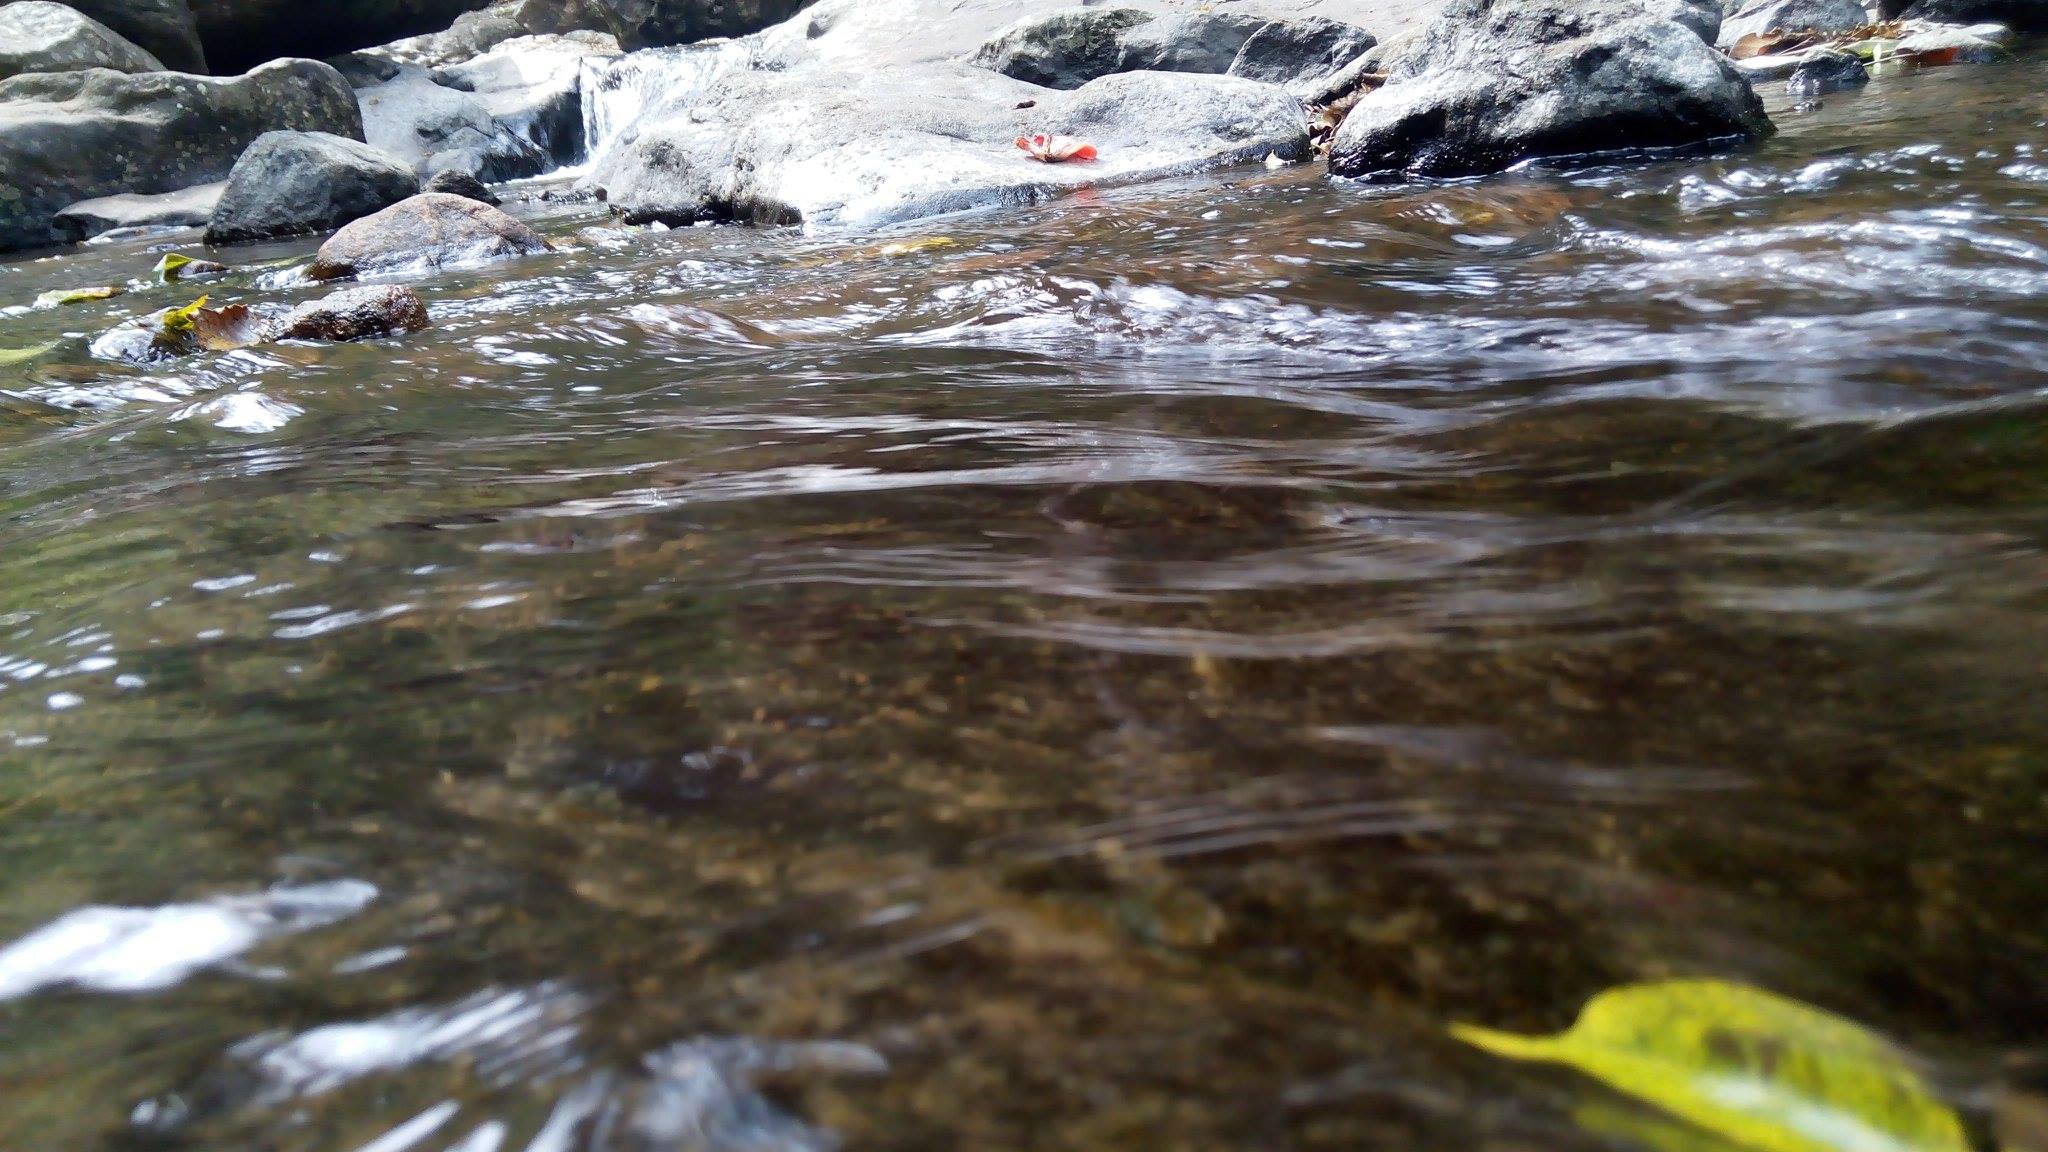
(579, 39), (757, 171)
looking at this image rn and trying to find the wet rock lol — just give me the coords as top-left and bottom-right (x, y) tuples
(1718, 0), (1870, 47)
(88, 305), (188, 363)
(590, 62), (1308, 231)
(58, 0), (205, 73)
(276, 285), (430, 341)
(433, 32), (621, 170)
(205, 132), (419, 245)
(1227, 16), (1378, 94)
(968, 6), (1156, 90)
(53, 181), (224, 243)
(424, 168), (499, 204)
(1787, 47), (1868, 96)
(0, 1), (164, 78)
(1113, 11), (1268, 75)
(599, 747), (753, 815)
(1895, 21), (2011, 58)
(1900, 0), (2048, 31)
(1328, 0), (1771, 181)
(356, 64), (543, 180)
(307, 192), (550, 280)
(0, 59), (362, 254)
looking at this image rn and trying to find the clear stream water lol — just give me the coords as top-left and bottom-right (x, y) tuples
(2, 50), (2047, 1152)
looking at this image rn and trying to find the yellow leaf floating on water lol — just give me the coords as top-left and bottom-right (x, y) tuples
(154, 252), (230, 283)
(159, 295), (209, 337)
(0, 341), (58, 367)
(33, 285), (124, 309)
(1452, 980), (1968, 1152)
(878, 236), (959, 257)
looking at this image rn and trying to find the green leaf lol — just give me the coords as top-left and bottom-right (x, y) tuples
(32, 285), (124, 309)
(1451, 980), (1968, 1152)
(159, 296), (209, 337)
(0, 341), (58, 367)
(154, 253), (229, 283)
(154, 253), (192, 281)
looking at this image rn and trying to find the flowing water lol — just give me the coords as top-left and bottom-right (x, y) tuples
(3, 49), (2048, 1152)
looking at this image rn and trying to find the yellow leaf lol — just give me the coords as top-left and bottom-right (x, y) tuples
(1452, 980), (1967, 1152)
(33, 285), (123, 309)
(160, 296), (209, 337)
(154, 253), (193, 282)
(0, 341), (58, 367)
(878, 236), (958, 257)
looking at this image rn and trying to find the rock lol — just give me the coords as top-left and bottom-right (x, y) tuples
(0, 2), (164, 79)
(357, 65), (545, 180)
(205, 131), (419, 245)
(1786, 47), (1868, 95)
(1228, 16), (1378, 93)
(358, 32), (617, 180)
(1734, 50), (1810, 78)
(1895, 20), (2010, 57)
(968, 6), (1155, 90)
(57, 0), (205, 73)
(89, 306), (184, 363)
(424, 168), (498, 203)
(590, 62), (1309, 231)
(1900, 0), (2048, 31)
(0, 59), (362, 253)
(276, 285), (429, 340)
(590, 0), (818, 50)
(1113, 11), (1268, 74)
(1717, 0), (1870, 47)
(433, 32), (621, 169)
(1328, 0), (1771, 180)
(189, 0), (490, 74)
(52, 181), (223, 242)
(306, 192), (549, 280)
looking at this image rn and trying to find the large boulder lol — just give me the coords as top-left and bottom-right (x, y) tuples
(1228, 15), (1378, 94)
(52, 180), (222, 242)
(968, 7), (1155, 89)
(592, 0), (817, 49)
(589, 62), (1309, 231)
(0, 59), (362, 253)
(0, 2), (164, 79)
(1328, 0), (1770, 180)
(1899, 0), (2048, 30)
(1718, 0), (1870, 46)
(307, 191), (550, 279)
(53, 0), (205, 73)
(434, 31), (621, 168)
(206, 131), (419, 244)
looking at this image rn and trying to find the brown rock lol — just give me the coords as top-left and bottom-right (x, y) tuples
(277, 285), (430, 341)
(307, 192), (549, 281)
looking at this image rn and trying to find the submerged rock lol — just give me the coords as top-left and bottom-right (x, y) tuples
(969, 6), (1156, 90)
(276, 285), (430, 341)
(0, 1), (164, 79)
(206, 131), (420, 245)
(53, 182), (225, 243)
(60, 0), (206, 73)
(1328, 0), (1771, 180)
(591, 62), (1308, 231)
(307, 192), (550, 280)
(1787, 47), (1870, 96)
(1718, 0), (1870, 47)
(424, 168), (499, 204)
(0, 59), (362, 254)
(1228, 16), (1378, 94)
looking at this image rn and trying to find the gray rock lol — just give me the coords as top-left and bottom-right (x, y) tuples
(358, 32), (618, 180)
(277, 284), (429, 340)
(1329, 0), (1770, 180)
(0, 59), (362, 253)
(1895, 20), (2011, 55)
(1899, 0), (2048, 31)
(968, 6), (1155, 89)
(206, 131), (420, 245)
(1113, 11), (1268, 74)
(0, 2), (164, 79)
(1228, 16), (1377, 93)
(56, 0), (205, 73)
(1718, 0), (1869, 46)
(424, 168), (498, 203)
(189, 0), (491, 73)
(590, 0), (818, 50)
(53, 180), (223, 242)
(307, 191), (550, 279)
(590, 62), (1308, 231)
(1786, 47), (1868, 96)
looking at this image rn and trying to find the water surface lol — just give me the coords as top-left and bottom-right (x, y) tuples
(3, 52), (2048, 1152)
